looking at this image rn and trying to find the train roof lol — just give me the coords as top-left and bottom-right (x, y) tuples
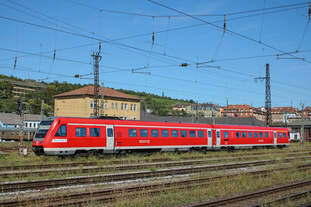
(54, 117), (288, 130)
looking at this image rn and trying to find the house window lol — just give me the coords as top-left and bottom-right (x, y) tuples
(124, 104), (128, 110)
(121, 103), (124, 110)
(133, 104), (136, 111)
(115, 103), (118, 110)
(130, 104), (133, 111)
(90, 101), (94, 108)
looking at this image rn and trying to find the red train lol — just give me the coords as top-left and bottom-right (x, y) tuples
(32, 117), (290, 156)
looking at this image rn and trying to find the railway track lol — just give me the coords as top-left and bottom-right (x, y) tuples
(186, 179), (311, 207)
(1, 163), (311, 207)
(1, 151), (311, 179)
(1, 149), (310, 173)
(1, 155), (311, 193)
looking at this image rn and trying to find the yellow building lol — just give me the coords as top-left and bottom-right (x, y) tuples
(54, 85), (141, 120)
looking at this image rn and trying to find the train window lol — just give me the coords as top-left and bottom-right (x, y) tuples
(181, 130), (187, 137)
(171, 130), (178, 137)
(242, 132), (247, 138)
(224, 131), (229, 138)
(278, 132), (282, 138)
(208, 131), (212, 138)
(129, 129), (137, 137)
(259, 132), (263, 138)
(265, 132), (269, 138)
(55, 125), (67, 137)
(236, 132), (241, 138)
(216, 131), (220, 138)
(107, 128), (113, 137)
(254, 132), (258, 138)
(161, 129), (169, 137)
(283, 133), (286, 138)
(151, 129), (159, 137)
(90, 128), (100, 137)
(75, 128), (86, 137)
(140, 129), (148, 137)
(189, 130), (196, 137)
(198, 131), (204, 138)
(248, 132), (252, 138)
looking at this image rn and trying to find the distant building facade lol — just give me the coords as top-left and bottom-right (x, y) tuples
(271, 106), (298, 124)
(0, 112), (42, 129)
(0, 78), (47, 97)
(186, 103), (221, 118)
(54, 85), (141, 120)
(172, 103), (220, 118)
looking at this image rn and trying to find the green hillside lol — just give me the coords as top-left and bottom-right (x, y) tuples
(0, 74), (192, 116)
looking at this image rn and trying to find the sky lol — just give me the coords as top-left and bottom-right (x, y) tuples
(0, 0), (310, 108)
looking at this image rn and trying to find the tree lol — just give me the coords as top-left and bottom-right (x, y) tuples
(0, 80), (13, 99)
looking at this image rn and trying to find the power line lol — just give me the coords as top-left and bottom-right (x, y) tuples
(6, 0), (96, 36)
(148, 0), (311, 64)
(68, 0), (309, 18)
(0, 47), (91, 65)
(0, 15), (195, 64)
(0, 3), (308, 66)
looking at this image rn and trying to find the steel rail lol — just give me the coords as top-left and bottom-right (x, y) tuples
(1, 163), (311, 207)
(1, 149), (309, 172)
(1, 156), (311, 193)
(1, 151), (310, 179)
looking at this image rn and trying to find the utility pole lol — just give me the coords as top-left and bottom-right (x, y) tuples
(40, 99), (44, 122)
(91, 42), (102, 117)
(255, 64), (271, 126)
(301, 103), (305, 146)
(17, 97), (25, 155)
(100, 82), (105, 116)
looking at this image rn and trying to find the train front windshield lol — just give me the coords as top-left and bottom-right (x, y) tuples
(34, 120), (54, 141)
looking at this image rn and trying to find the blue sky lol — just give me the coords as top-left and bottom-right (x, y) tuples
(0, 0), (310, 108)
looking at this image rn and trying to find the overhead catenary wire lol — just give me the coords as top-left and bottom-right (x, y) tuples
(148, 0), (311, 64)
(0, 3), (308, 66)
(1, 1), (310, 101)
(68, 0), (310, 19)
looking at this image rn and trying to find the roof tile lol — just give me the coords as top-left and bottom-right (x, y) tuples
(54, 85), (140, 101)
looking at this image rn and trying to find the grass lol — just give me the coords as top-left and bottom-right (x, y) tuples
(0, 142), (310, 181)
(115, 166), (311, 207)
(3, 160), (311, 207)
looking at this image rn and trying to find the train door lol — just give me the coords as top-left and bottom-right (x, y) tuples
(216, 129), (221, 148)
(207, 129), (212, 148)
(106, 125), (115, 151)
(273, 131), (277, 145)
